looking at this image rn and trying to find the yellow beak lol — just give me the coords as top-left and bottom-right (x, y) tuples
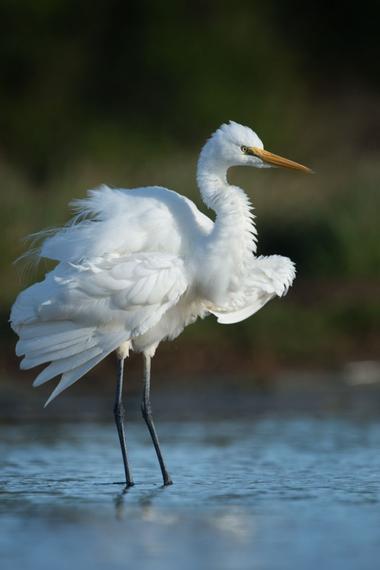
(248, 147), (313, 174)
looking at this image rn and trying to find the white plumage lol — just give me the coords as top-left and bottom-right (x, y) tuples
(11, 121), (310, 406)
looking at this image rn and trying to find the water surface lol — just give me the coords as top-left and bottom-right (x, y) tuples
(1, 415), (380, 569)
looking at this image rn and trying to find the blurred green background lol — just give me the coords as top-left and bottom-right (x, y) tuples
(1, 0), (379, 397)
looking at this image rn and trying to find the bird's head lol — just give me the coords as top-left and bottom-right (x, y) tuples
(200, 121), (312, 174)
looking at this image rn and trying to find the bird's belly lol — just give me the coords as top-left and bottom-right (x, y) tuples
(131, 296), (206, 355)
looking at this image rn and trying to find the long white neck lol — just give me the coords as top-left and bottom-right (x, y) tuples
(196, 150), (257, 302)
(197, 152), (257, 256)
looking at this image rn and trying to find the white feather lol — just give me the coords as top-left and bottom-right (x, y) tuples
(10, 121), (303, 403)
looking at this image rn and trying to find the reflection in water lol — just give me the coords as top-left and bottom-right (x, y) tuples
(114, 484), (170, 521)
(1, 417), (380, 570)
(114, 487), (128, 521)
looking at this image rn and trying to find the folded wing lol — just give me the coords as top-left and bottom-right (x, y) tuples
(11, 252), (188, 403)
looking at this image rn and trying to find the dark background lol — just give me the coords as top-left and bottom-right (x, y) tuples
(1, 0), (379, 409)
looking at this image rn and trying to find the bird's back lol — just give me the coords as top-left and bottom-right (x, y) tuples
(39, 185), (213, 264)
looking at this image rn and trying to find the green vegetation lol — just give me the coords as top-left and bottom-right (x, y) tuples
(1, 1), (379, 371)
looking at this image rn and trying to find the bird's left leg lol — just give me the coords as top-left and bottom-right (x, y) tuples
(141, 353), (173, 486)
(114, 356), (134, 487)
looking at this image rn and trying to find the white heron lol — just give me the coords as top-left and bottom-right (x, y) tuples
(10, 121), (311, 486)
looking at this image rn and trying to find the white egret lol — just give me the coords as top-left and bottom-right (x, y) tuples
(10, 121), (312, 486)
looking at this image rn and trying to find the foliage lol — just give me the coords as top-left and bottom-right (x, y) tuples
(1, 0), (379, 366)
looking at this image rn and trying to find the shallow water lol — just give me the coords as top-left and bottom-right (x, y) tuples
(1, 416), (380, 570)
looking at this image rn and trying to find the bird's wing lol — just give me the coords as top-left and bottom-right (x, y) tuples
(11, 252), (188, 403)
(36, 185), (213, 263)
(49, 252), (189, 336)
(209, 255), (295, 324)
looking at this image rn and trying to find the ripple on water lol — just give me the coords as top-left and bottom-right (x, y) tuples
(1, 417), (380, 570)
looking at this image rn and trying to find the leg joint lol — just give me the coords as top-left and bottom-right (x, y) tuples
(141, 400), (152, 420)
(113, 402), (125, 418)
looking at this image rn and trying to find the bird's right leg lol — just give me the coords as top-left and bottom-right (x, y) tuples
(113, 356), (134, 487)
(141, 353), (173, 486)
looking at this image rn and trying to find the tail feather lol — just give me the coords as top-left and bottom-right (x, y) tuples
(44, 354), (109, 407)
(16, 326), (93, 356)
(32, 346), (103, 386)
(13, 318), (129, 402)
(13, 321), (78, 338)
(20, 336), (99, 369)
(44, 330), (128, 405)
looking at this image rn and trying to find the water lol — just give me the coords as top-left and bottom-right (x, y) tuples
(1, 416), (380, 570)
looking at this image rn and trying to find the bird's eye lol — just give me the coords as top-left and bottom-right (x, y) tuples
(241, 145), (248, 154)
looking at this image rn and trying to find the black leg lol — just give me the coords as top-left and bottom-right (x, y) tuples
(113, 357), (134, 487)
(141, 354), (173, 486)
